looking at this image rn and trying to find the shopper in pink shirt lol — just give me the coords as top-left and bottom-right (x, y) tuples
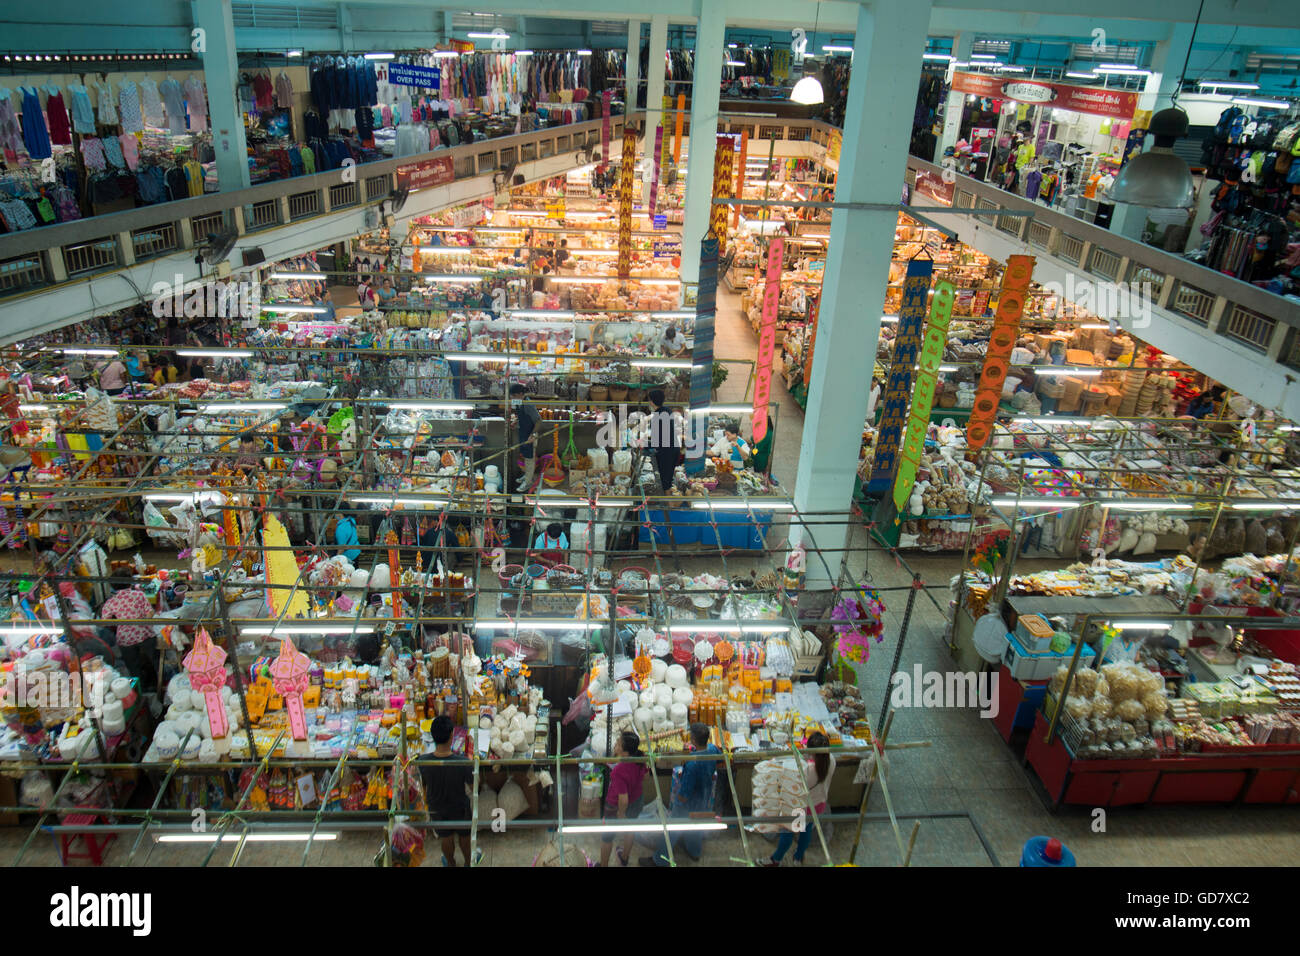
(97, 358), (128, 394)
(599, 730), (648, 867)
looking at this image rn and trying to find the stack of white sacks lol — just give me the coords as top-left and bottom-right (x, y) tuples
(752, 756), (806, 833)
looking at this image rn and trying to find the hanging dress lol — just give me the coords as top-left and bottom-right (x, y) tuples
(0, 89), (23, 157)
(139, 77), (165, 128)
(67, 83), (96, 134)
(118, 132), (139, 171)
(19, 87), (51, 160)
(184, 75), (208, 132)
(158, 77), (186, 135)
(44, 87), (72, 145)
(94, 79), (118, 125)
(118, 80), (143, 134)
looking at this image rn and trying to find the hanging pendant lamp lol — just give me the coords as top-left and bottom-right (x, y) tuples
(790, 1), (825, 105)
(1106, 106), (1194, 208)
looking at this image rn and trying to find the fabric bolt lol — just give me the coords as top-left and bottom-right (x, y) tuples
(159, 77), (186, 134)
(100, 587), (155, 647)
(184, 75), (208, 132)
(0, 91), (21, 154)
(94, 79), (118, 125)
(44, 90), (72, 145)
(118, 133), (140, 171)
(117, 80), (143, 133)
(19, 87), (52, 160)
(101, 134), (125, 170)
(139, 78), (165, 127)
(80, 136), (107, 170)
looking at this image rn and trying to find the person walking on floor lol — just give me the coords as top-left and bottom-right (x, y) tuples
(599, 731), (648, 867)
(644, 722), (720, 865)
(764, 731), (834, 866)
(648, 388), (682, 494)
(511, 383), (541, 492)
(419, 715), (477, 867)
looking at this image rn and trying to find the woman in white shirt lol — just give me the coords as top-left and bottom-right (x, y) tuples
(765, 731), (834, 866)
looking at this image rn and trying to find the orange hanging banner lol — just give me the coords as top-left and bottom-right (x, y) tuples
(710, 136), (734, 257)
(966, 254), (1035, 450)
(617, 127), (637, 279)
(732, 128), (749, 227)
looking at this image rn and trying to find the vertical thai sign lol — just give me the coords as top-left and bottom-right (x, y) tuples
(710, 136), (734, 256)
(661, 96), (673, 186)
(649, 125), (664, 212)
(753, 238), (784, 443)
(966, 253), (1035, 450)
(865, 258), (932, 494)
(687, 238), (719, 476)
(893, 280), (957, 512)
(617, 127), (637, 279)
(600, 90), (612, 175)
(673, 93), (685, 166)
(802, 292), (820, 387)
(733, 128), (749, 227)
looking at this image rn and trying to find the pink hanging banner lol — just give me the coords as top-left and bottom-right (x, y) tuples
(649, 125), (664, 212)
(753, 238), (784, 443)
(600, 90), (613, 174)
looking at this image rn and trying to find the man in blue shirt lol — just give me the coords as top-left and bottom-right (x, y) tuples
(329, 513), (362, 564)
(644, 723), (720, 866)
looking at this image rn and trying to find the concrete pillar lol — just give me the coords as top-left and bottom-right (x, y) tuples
(1140, 23), (1194, 116)
(793, 0), (932, 559)
(938, 33), (974, 157)
(193, 0), (251, 191)
(678, 4), (726, 285)
(625, 19), (642, 110)
(643, 15), (669, 203)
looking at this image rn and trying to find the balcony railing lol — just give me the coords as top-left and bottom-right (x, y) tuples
(0, 113), (630, 304)
(904, 155), (1300, 369)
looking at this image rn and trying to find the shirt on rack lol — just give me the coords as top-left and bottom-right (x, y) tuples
(0, 198), (37, 231)
(44, 88), (72, 145)
(118, 80), (143, 133)
(252, 73), (274, 112)
(65, 84), (95, 134)
(80, 136), (107, 170)
(94, 79), (118, 125)
(159, 77), (186, 135)
(183, 159), (204, 196)
(184, 76), (208, 132)
(274, 71), (294, 109)
(118, 133), (139, 171)
(19, 87), (51, 160)
(101, 134), (126, 170)
(139, 78), (165, 128)
(100, 587), (155, 647)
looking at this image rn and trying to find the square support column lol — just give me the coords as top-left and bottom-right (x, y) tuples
(625, 19), (643, 111)
(793, 0), (933, 565)
(193, 0), (251, 191)
(678, 4), (726, 285)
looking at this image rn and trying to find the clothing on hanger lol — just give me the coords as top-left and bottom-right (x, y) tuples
(139, 77), (165, 128)
(44, 88), (72, 145)
(19, 87), (51, 160)
(158, 76), (186, 134)
(118, 80), (143, 134)
(184, 75), (208, 132)
(94, 78), (118, 125)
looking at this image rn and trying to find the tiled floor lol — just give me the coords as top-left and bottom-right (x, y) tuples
(6, 290), (1300, 867)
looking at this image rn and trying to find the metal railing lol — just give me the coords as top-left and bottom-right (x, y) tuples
(245, 199), (281, 231)
(0, 252), (47, 294)
(328, 181), (359, 209)
(131, 222), (178, 261)
(190, 211), (227, 242)
(902, 156), (1300, 371)
(62, 237), (119, 277)
(288, 190), (321, 221)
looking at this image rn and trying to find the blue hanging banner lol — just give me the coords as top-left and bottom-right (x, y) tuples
(865, 257), (933, 494)
(387, 63), (442, 89)
(685, 239), (717, 475)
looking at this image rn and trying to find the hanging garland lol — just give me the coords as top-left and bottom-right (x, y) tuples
(831, 587), (886, 664)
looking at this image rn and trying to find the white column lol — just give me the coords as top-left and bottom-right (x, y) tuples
(625, 19), (642, 110)
(193, 0), (251, 191)
(643, 15), (669, 203)
(679, 4), (726, 285)
(793, 0), (932, 558)
(1140, 23), (1194, 115)
(938, 32), (973, 156)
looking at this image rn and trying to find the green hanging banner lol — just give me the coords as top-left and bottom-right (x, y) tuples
(892, 279), (957, 514)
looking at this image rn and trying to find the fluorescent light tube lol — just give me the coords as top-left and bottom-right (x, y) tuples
(509, 310), (577, 319)
(1095, 66), (1149, 75)
(529, 495), (633, 507)
(384, 400), (475, 411)
(19, 404), (50, 412)
(727, 60), (745, 67)
(630, 359), (692, 368)
(269, 271), (326, 280)
(689, 500), (793, 511)
(1231, 97), (1290, 108)
(1031, 367), (1102, 377)
(349, 496), (449, 507)
(476, 620), (602, 630)
(1109, 622), (1173, 631)
(1101, 501), (1194, 511)
(287, 50), (302, 57)
(1199, 81), (1258, 90)
(199, 402), (287, 412)
(923, 54), (953, 61)
(576, 50), (592, 56)
(55, 347), (118, 356)
(263, 304), (328, 313)
(688, 405), (753, 414)
(651, 311), (696, 319)
(422, 275), (486, 283)
(0, 625), (62, 636)
(1079, 323), (1110, 329)
(1065, 71), (1098, 79)
(970, 53), (997, 60)
(998, 66), (1027, 73)
(990, 498), (1081, 509)
(1231, 502), (1300, 511)
(156, 833), (339, 843)
(559, 822), (727, 833)
(515, 50), (534, 56)
(241, 624), (376, 635)
(467, 32), (508, 39)
(821, 45), (853, 53)
(177, 349), (253, 358)
(364, 53), (395, 60)
(433, 51), (460, 58)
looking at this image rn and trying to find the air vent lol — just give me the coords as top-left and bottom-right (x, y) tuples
(1069, 42), (1141, 63)
(971, 40), (1011, 56)
(231, 2), (338, 30)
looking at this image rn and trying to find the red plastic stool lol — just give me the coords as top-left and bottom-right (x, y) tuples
(58, 811), (116, 866)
